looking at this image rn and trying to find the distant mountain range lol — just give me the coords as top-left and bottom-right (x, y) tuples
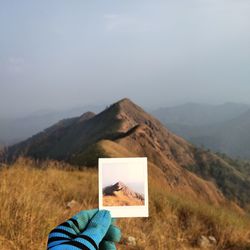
(3, 98), (250, 208)
(152, 102), (250, 126)
(0, 105), (104, 146)
(152, 103), (250, 159)
(2, 102), (250, 160)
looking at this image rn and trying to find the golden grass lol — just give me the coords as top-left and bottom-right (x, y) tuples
(0, 158), (249, 250)
(103, 193), (144, 206)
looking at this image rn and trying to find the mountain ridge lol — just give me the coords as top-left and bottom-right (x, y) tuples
(103, 181), (144, 201)
(3, 98), (250, 208)
(102, 181), (144, 206)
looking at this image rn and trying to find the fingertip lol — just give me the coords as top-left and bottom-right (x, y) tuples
(74, 208), (98, 219)
(72, 208), (99, 231)
(85, 210), (112, 233)
(79, 210), (112, 246)
(98, 210), (111, 222)
(105, 225), (121, 242)
(99, 240), (116, 250)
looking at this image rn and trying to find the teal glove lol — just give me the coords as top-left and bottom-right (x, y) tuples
(47, 209), (121, 250)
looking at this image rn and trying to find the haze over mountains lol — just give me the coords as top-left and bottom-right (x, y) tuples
(3, 98), (250, 208)
(153, 103), (250, 126)
(0, 105), (104, 146)
(153, 102), (250, 159)
(2, 101), (250, 161)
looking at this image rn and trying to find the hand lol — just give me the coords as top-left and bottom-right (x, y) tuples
(47, 209), (121, 250)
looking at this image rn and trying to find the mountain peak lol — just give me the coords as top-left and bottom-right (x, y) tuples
(116, 98), (133, 104)
(110, 98), (151, 120)
(113, 98), (141, 111)
(103, 181), (144, 203)
(78, 111), (95, 122)
(114, 181), (126, 190)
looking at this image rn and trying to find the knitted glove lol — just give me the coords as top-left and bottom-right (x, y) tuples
(47, 209), (121, 250)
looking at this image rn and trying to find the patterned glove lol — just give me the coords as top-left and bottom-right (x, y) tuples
(47, 209), (121, 250)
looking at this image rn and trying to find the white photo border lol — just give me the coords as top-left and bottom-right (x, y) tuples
(98, 157), (149, 218)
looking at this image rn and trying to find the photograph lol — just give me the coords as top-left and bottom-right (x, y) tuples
(99, 157), (148, 218)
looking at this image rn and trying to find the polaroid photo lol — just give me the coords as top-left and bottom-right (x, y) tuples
(98, 157), (148, 218)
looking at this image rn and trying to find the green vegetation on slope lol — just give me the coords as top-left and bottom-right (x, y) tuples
(216, 152), (250, 177)
(70, 143), (109, 166)
(187, 147), (250, 207)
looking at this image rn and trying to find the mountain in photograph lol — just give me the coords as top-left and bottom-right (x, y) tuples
(3, 98), (250, 208)
(153, 103), (250, 159)
(103, 181), (144, 206)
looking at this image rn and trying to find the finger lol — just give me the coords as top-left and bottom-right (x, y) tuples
(74, 210), (111, 249)
(57, 208), (99, 235)
(47, 238), (70, 249)
(48, 222), (76, 249)
(71, 209), (99, 232)
(99, 240), (117, 250)
(104, 224), (121, 242)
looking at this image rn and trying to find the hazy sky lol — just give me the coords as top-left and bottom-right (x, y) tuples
(1, 0), (250, 117)
(102, 162), (145, 194)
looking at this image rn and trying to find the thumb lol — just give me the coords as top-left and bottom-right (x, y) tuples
(74, 210), (111, 249)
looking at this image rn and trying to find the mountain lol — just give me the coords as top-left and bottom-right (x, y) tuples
(152, 102), (250, 126)
(188, 109), (250, 159)
(0, 105), (104, 146)
(3, 98), (250, 207)
(103, 181), (144, 206)
(153, 103), (250, 159)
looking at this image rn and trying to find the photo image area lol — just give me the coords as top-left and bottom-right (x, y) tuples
(99, 157), (148, 218)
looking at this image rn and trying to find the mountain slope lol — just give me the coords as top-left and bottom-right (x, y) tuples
(6, 112), (96, 161)
(4, 98), (250, 207)
(1, 161), (249, 250)
(0, 105), (104, 146)
(190, 109), (250, 159)
(103, 181), (144, 206)
(152, 102), (250, 159)
(160, 108), (250, 159)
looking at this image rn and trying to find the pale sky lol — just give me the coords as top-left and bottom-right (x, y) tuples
(1, 0), (250, 117)
(102, 162), (145, 194)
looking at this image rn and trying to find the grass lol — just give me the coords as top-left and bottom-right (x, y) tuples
(0, 158), (249, 250)
(103, 193), (144, 206)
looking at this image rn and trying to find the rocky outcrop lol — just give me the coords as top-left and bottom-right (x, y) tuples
(103, 181), (144, 201)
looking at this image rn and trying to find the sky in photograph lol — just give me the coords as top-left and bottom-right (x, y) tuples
(102, 162), (145, 194)
(1, 0), (250, 117)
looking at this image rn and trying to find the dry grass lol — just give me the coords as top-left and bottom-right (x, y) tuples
(103, 193), (144, 206)
(0, 158), (249, 250)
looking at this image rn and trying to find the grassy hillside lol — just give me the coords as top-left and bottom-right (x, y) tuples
(5, 98), (250, 208)
(0, 158), (249, 250)
(187, 148), (250, 207)
(216, 152), (250, 177)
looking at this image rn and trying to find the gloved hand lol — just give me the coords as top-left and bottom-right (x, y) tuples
(47, 209), (121, 250)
